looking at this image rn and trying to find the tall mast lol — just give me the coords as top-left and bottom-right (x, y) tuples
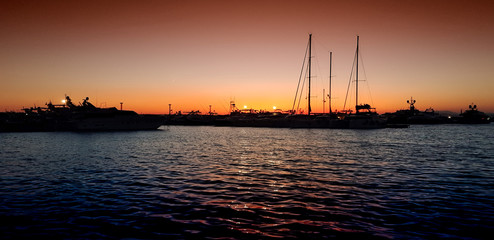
(356, 35), (359, 113)
(329, 51), (332, 114)
(308, 33), (312, 116)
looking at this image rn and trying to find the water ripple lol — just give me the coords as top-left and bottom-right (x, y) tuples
(1, 125), (493, 239)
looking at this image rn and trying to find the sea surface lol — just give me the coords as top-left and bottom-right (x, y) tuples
(1, 124), (493, 239)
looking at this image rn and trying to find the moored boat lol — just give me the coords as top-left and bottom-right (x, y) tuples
(385, 97), (449, 125)
(342, 36), (387, 129)
(458, 104), (490, 124)
(0, 96), (163, 132)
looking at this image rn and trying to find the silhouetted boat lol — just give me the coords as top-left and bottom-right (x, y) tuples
(0, 96), (163, 132)
(343, 36), (386, 129)
(385, 97), (449, 125)
(458, 104), (490, 124)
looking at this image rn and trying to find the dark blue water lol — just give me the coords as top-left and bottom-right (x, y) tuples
(1, 124), (493, 239)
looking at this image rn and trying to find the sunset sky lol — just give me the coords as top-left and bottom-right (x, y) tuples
(1, 0), (493, 114)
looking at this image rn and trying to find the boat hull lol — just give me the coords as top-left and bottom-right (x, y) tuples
(346, 114), (387, 129)
(71, 115), (163, 131)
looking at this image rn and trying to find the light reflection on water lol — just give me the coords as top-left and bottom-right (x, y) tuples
(1, 124), (493, 239)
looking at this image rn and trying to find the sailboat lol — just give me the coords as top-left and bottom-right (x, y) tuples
(344, 36), (387, 129)
(287, 33), (317, 127)
(287, 33), (346, 128)
(316, 50), (346, 128)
